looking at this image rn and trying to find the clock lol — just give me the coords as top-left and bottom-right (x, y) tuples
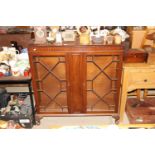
(34, 26), (47, 44)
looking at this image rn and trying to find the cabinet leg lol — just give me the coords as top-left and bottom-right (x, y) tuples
(35, 115), (43, 126)
(112, 115), (120, 124)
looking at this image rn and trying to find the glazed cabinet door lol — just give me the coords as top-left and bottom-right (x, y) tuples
(30, 52), (68, 114)
(85, 53), (122, 114)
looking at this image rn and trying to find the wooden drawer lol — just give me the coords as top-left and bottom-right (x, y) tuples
(129, 69), (155, 86)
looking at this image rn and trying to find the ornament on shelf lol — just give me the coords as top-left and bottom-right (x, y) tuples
(77, 26), (90, 45)
(33, 26), (47, 44)
(111, 26), (129, 42)
(114, 34), (122, 45)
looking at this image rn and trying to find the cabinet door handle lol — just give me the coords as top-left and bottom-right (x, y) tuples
(144, 79), (147, 82)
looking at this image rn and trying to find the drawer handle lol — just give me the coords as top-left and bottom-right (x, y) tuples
(144, 79), (147, 82)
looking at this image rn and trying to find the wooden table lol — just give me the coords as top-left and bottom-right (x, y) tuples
(119, 63), (155, 128)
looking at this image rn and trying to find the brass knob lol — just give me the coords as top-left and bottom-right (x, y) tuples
(144, 79), (147, 82)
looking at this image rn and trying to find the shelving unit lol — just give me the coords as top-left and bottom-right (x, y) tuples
(0, 76), (36, 128)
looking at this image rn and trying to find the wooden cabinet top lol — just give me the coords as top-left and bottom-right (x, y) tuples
(29, 43), (124, 53)
(29, 42), (124, 48)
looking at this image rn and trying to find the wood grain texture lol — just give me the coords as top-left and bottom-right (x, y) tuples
(66, 53), (86, 113)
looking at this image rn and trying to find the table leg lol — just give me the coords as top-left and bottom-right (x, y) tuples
(119, 70), (129, 123)
(119, 90), (128, 123)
